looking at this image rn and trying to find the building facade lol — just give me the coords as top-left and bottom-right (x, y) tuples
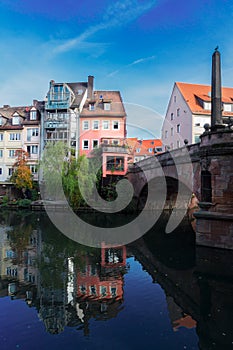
(0, 104), (41, 183)
(161, 82), (233, 151)
(79, 89), (126, 157)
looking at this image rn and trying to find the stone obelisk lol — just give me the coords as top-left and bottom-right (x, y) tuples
(211, 48), (223, 130)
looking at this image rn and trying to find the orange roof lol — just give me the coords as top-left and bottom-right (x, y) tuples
(126, 138), (162, 157)
(176, 82), (233, 116)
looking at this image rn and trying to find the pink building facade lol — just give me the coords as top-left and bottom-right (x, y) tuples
(79, 79), (128, 177)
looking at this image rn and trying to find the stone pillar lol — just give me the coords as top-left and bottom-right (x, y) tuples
(211, 49), (223, 129)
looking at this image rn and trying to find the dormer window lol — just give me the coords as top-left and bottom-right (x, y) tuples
(104, 102), (111, 111)
(89, 103), (95, 111)
(30, 108), (37, 120)
(12, 113), (20, 125)
(223, 103), (232, 112)
(203, 101), (211, 110)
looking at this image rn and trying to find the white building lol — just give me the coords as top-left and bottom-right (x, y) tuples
(161, 82), (233, 151)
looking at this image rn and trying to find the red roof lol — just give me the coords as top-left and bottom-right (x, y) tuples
(176, 82), (233, 116)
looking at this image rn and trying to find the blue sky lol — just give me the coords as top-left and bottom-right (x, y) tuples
(0, 0), (233, 138)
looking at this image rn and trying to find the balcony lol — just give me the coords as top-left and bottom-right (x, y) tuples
(44, 121), (68, 129)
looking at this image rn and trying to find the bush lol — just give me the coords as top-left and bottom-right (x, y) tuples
(18, 199), (32, 208)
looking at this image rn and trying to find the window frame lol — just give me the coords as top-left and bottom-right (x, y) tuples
(92, 120), (99, 130)
(112, 120), (119, 130)
(82, 139), (89, 150)
(83, 120), (89, 131)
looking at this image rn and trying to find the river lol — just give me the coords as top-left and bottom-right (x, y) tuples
(0, 210), (232, 349)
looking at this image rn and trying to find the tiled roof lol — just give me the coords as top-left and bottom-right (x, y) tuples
(176, 82), (233, 116)
(0, 105), (40, 127)
(126, 138), (162, 157)
(80, 91), (126, 117)
(67, 82), (88, 107)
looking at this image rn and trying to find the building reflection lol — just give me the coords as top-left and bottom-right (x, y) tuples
(0, 215), (127, 335)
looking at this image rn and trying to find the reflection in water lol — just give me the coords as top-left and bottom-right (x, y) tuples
(0, 211), (233, 349)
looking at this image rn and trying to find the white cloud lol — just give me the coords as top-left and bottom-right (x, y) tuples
(107, 55), (156, 77)
(52, 0), (157, 55)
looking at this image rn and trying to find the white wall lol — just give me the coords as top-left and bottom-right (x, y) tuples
(161, 84), (193, 151)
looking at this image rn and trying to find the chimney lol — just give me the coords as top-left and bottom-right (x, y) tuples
(211, 48), (223, 129)
(88, 75), (94, 99)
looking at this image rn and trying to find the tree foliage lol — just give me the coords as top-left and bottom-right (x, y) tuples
(40, 141), (95, 207)
(63, 155), (95, 209)
(11, 149), (33, 191)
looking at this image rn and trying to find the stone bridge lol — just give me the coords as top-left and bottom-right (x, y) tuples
(126, 129), (233, 249)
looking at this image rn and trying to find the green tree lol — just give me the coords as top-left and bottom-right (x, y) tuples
(63, 155), (95, 209)
(40, 141), (67, 200)
(40, 141), (95, 208)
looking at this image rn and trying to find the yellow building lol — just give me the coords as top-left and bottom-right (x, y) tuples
(0, 104), (41, 184)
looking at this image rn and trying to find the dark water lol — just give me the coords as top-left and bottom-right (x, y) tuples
(0, 211), (233, 350)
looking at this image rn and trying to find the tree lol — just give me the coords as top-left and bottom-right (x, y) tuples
(40, 141), (95, 206)
(62, 155), (95, 209)
(11, 149), (33, 195)
(40, 141), (67, 200)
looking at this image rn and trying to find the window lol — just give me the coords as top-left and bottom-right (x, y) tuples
(0, 134), (3, 141)
(171, 127), (173, 136)
(171, 113), (174, 121)
(90, 285), (97, 296)
(106, 156), (124, 171)
(89, 103), (95, 111)
(104, 103), (111, 111)
(8, 168), (13, 176)
(100, 286), (107, 297)
(102, 139), (108, 144)
(0, 168), (2, 175)
(113, 121), (119, 130)
(204, 102), (211, 110)
(30, 166), (37, 174)
(103, 120), (109, 130)
(177, 108), (180, 117)
(53, 84), (63, 100)
(112, 139), (119, 145)
(174, 96), (176, 102)
(9, 150), (16, 158)
(83, 140), (89, 150)
(195, 135), (200, 143)
(223, 103), (232, 112)
(12, 115), (20, 125)
(148, 148), (153, 153)
(177, 140), (180, 148)
(27, 128), (39, 141)
(93, 120), (99, 130)
(165, 130), (168, 139)
(92, 140), (99, 149)
(177, 124), (180, 133)
(0, 150), (2, 157)
(9, 133), (21, 141)
(201, 170), (212, 202)
(83, 121), (89, 130)
(27, 145), (38, 154)
(136, 148), (141, 153)
(30, 109), (37, 120)
(111, 287), (117, 297)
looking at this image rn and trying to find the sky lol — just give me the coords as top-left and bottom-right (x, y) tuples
(0, 0), (233, 138)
